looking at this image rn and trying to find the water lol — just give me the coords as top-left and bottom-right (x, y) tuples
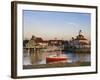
(64, 51), (90, 63)
(23, 50), (90, 65)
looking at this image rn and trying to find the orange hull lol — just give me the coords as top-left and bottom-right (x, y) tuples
(46, 57), (67, 63)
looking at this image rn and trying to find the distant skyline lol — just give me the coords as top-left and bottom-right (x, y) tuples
(23, 10), (91, 40)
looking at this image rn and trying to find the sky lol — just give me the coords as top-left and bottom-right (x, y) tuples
(23, 10), (91, 40)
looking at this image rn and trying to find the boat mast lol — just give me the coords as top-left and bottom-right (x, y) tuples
(60, 42), (62, 54)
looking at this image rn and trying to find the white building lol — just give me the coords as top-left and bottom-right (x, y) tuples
(70, 30), (90, 48)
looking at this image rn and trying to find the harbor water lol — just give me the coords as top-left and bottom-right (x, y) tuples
(23, 50), (90, 66)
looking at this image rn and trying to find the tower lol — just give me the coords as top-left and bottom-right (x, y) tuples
(79, 30), (82, 35)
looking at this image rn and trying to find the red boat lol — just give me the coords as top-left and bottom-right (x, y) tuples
(46, 54), (67, 63)
(46, 45), (67, 63)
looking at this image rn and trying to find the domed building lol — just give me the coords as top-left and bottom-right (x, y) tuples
(70, 30), (90, 49)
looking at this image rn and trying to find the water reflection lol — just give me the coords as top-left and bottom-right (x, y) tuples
(23, 50), (90, 65)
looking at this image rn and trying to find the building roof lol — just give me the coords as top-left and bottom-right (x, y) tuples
(75, 34), (87, 40)
(26, 39), (37, 48)
(35, 37), (43, 43)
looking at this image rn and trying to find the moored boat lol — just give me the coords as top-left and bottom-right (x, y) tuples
(46, 54), (67, 63)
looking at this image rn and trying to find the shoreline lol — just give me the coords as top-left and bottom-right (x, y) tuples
(23, 62), (91, 69)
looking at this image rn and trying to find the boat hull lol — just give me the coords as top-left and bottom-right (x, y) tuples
(46, 57), (67, 63)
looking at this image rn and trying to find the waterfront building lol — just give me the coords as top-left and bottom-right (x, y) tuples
(48, 40), (63, 46)
(24, 35), (43, 64)
(70, 30), (90, 49)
